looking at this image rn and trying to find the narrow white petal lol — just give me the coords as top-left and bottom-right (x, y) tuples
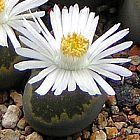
(60, 71), (70, 91)
(98, 64), (132, 77)
(68, 5), (74, 33)
(0, 25), (8, 46)
(89, 23), (121, 53)
(15, 47), (49, 61)
(37, 17), (59, 50)
(89, 70), (116, 95)
(53, 4), (63, 42)
(54, 88), (63, 96)
(10, 0), (48, 16)
(71, 4), (79, 33)
(68, 72), (76, 91)
(87, 16), (99, 44)
(28, 65), (56, 84)
(3, 25), (21, 49)
(53, 71), (70, 95)
(35, 69), (57, 95)
(11, 11), (45, 20)
(93, 41), (133, 60)
(80, 70), (101, 95)
(92, 58), (131, 64)
(89, 28), (129, 60)
(62, 6), (70, 36)
(89, 65), (121, 80)
(22, 19), (55, 56)
(72, 71), (88, 92)
(83, 12), (95, 35)
(51, 69), (65, 91)
(77, 7), (89, 34)
(14, 60), (49, 71)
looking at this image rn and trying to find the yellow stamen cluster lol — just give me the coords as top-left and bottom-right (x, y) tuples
(61, 33), (89, 57)
(0, 0), (5, 13)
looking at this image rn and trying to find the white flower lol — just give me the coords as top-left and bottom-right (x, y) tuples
(0, 0), (48, 48)
(14, 4), (132, 96)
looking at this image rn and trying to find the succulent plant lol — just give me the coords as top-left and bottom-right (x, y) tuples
(118, 0), (140, 43)
(23, 77), (107, 136)
(0, 45), (30, 90)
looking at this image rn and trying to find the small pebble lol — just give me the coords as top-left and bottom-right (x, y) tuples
(98, 113), (107, 129)
(106, 96), (117, 106)
(17, 118), (27, 130)
(120, 127), (132, 135)
(111, 106), (120, 114)
(136, 104), (140, 112)
(92, 123), (98, 132)
(112, 113), (128, 122)
(83, 130), (90, 139)
(129, 55), (140, 65)
(26, 132), (43, 140)
(2, 105), (21, 128)
(126, 134), (140, 140)
(132, 128), (140, 134)
(20, 135), (26, 140)
(0, 129), (20, 140)
(107, 117), (115, 127)
(114, 122), (126, 130)
(10, 91), (23, 107)
(128, 45), (140, 56)
(90, 130), (107, 140)
(128, 114), (140, 124)
(105, 127), (118, 139)
(0, 105), (7, 118)
(25, 126), (33, 135)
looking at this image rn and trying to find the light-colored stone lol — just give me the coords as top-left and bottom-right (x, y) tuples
(2, 105), (21, 128)
(0, 129), (20, 140)
(17, 118), (27, 130)
(0, 105), (7, 118)
(132, 128), (140, 134)
(98, 113), (107, 129)
(105, 127), (118, 139)
(114, 122), (126, 130)
(126, 134), (140, 140)
(90, 130), (107, 140)
(26, 132), (43, 140)
(129, 55), (140, 65)
(10, 91), (23, 107)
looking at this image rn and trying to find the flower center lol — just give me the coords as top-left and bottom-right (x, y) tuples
(0, 0), (5, 13)
(61, 33), (89, 57)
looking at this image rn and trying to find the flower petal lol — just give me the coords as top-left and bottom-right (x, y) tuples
(28, 65), (56, 84)
(68, 72), (76, 91)
(89, 65), (121, 80)
(35, 69), (58, 95)
(93, 41), (133, 60)
(11, 11), (45, 20)
(15, 47), (50, 61)
(14, 60), (49, 70)
(3, 24), (21, 49)
(92, 58), (131, 64)
(10, 0), (48, 16)
(90, 28), (129, 60)
(98, 64), (132, 77)
(89, 23), (121, 53)
(0, 25), (8, 47)
(89, 70), (116, 95)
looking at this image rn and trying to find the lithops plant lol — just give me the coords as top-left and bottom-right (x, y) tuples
(15, 4), (132, 136)
(118, 0), (140, 43)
